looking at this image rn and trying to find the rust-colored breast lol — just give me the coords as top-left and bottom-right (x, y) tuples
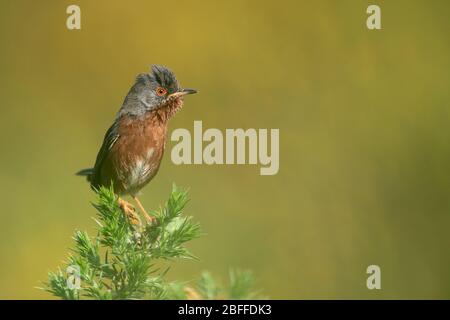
(100, 112), (168, 196)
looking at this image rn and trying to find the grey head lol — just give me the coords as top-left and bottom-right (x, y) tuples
(119, 65), (197, 117)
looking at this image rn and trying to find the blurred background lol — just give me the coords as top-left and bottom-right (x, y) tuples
(0, 0), (449, 299)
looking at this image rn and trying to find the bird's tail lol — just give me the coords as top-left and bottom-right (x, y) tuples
(76, 168), (94, 182)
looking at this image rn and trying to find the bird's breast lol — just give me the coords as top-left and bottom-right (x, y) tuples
(111, 112), (168, 193)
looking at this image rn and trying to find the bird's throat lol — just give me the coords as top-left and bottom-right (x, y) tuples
(153, 97), (184, 123)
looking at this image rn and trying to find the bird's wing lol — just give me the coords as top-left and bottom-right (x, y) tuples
(91, 119), (120, 187)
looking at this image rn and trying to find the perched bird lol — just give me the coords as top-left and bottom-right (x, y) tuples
(77, 65), (197, 224)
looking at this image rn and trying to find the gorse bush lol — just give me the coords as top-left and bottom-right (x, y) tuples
(45, 184), (262, 300)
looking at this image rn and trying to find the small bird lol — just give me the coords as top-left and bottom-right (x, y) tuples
(77, 65), (197, 224)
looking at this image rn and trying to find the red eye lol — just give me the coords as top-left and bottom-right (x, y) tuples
(156, 87), (167, 96)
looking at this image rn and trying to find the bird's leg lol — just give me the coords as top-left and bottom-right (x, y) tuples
(118, 197), (141, 225)
(132, 196), (156, 224)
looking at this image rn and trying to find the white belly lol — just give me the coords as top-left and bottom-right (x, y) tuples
(126, 148), (157, 192)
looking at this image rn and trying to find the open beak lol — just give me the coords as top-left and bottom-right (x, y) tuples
(169, 88), (198, 98)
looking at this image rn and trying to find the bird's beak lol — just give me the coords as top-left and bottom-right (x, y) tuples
(169, 88), (198, 98)
(181, 88), (198, 95)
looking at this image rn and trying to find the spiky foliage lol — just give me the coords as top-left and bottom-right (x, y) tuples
(45, 185), (263, 300)
(176, 270), (263, 300)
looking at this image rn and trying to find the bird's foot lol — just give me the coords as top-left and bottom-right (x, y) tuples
(143, 211), (157, 225)
(118, 198), (141, 225)
(133, 196), (157, 226)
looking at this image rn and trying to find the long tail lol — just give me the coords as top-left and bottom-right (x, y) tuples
(76, 168), (94, 182)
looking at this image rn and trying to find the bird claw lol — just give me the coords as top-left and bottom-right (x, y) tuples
(143, 212), (157, 225)
(118, 198), (141, 225)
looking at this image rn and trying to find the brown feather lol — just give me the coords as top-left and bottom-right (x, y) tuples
(99, 98), (183, 195)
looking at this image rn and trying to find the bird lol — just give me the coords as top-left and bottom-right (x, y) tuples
(77, 65), (197, 224)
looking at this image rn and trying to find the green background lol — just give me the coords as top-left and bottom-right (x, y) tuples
(0, 0), (449, 299)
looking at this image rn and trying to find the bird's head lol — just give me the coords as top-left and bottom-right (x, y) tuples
(123, 65), (197, 116)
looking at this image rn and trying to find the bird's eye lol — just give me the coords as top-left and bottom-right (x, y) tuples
(156, 87), (167, 96)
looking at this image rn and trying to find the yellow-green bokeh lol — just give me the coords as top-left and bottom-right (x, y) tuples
(0, 0), (449, 299)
